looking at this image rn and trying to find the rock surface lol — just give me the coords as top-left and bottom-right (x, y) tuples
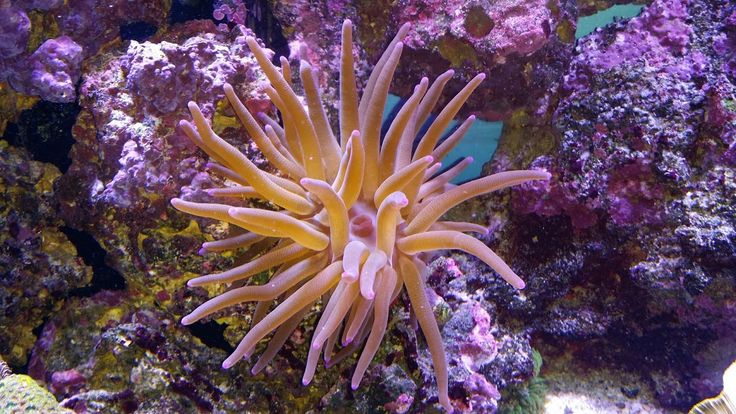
(485, 0), (736, 409)
(0, 141), (91, 367)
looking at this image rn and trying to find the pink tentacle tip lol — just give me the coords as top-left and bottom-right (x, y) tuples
(363, 290), (375, 300)
(351, 382), (360, 391)
(341, 272), (358, 283)
(302, 377), (312, 386)
(197, 246), (208, 256)
(343, 337), (354, 346)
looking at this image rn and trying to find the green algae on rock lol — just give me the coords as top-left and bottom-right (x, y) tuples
(0, 374), (73, 414)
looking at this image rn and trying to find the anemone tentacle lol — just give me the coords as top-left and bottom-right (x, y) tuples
(172, 20), (549, 412)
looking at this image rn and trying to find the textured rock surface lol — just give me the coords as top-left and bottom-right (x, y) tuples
(9, 36), (83, 102)
(268, 0), (577, 121)
(484, 0), (736, 410)
(0, 141), (92, 367)
(55, 21), (268, 300)
(0, 3), (31, 60)
(0, 374), (73, 414)
(0, 0), (170, 113)
(27, 292), (261, 413)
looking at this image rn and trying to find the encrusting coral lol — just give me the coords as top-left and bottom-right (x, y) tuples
(171, 20), (549, 411)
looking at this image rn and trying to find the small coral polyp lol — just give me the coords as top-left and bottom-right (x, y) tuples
(171, 20), (549, 411)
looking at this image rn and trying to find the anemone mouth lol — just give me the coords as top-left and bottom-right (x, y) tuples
(170, 19), (549, 412)
(347, 202), (377, 239)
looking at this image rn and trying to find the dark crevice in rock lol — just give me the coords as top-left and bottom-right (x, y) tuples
(169, 0), (215, 24)
(185, 320), (235, 353)
(248, 0), (289, 61)
(120, 21), (159, 41)
(61, 226), (127, 296)
(2, 101), (80, 173)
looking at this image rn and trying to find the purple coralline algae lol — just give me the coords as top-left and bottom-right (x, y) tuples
(442, 302), (503, 412)
(0, 0), (169, 104)
(405, 255), (536, 412)
(0, 141), (92, 368)
(56, 21), (268, 297)
(267, 0), (576, 120)
(0, 3), (30, 60)
(54, 0), (170, 54)
(393, 0), (576, 120)
(485, 0), (736, 409)
(713, 4), (736, 89)
(515, 0), (713, 229)
(0, 2), (82, 104)
(9, 36), (83, 102)
(24, 0), (64, 11)
(213, 0), (248, 28)
(398, 0), (553, 58)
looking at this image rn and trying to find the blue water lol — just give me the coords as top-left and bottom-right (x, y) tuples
(382, 95), (502, 184)
(384, 3), (645, 183)
(575, 4), (645, 38)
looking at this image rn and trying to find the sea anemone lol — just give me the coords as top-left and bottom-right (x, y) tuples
(171, 20), (549, 411)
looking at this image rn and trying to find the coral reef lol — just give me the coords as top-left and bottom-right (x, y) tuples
(7, 36), (83, 102)
(268, 0), (578, 120)
(27, 291), (261, 412)
(55, 21), (267, 299)
(0, 141), (91, 367)
(486, 0), (736, 409)
(0, 0), (733, 412)
(0, 0), (170, 133)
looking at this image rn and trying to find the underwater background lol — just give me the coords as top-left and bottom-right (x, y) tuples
(0, 0), (735, 413)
